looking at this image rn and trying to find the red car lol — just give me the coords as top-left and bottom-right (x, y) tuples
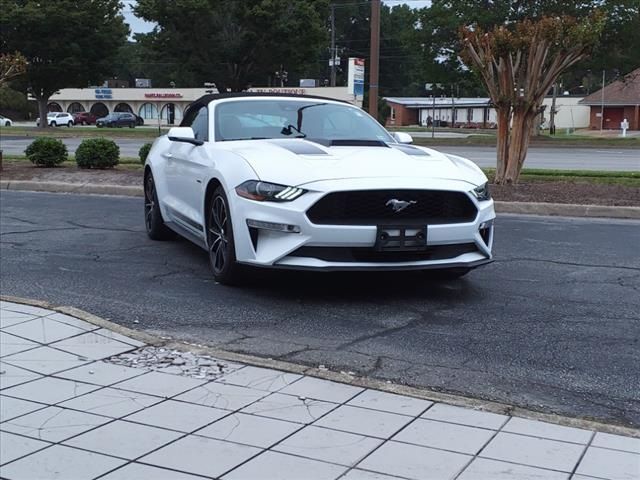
(72, 112), (97, 125)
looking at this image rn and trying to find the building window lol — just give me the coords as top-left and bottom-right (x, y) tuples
(467, 108), (474, 122)
(67, 102), (85, 113)
(390, 107), (396, 121)
(138, 103), (158, 120)
(90, 102), (108, 117)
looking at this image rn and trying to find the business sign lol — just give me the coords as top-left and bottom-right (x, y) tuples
(94, 88), (112, 99)
(251, 88), (307, 95)
(348, 58), (365, 97)
(144, 93), (183, 98)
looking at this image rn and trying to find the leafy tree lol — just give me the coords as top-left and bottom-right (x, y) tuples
(461, 15), (605, 184)
(0, 1), (128, 129)
(134, 0), (329, 91)
(418, 0), (639, 94)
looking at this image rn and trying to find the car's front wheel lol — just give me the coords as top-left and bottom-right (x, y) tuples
(50, 121), (57, 127)
(144, 172), (175, 241)
(67, 121), (73, 127)
(207, 187), (243, 284)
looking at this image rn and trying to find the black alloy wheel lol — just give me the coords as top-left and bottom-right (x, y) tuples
(207, 187), (242, 284)
(144, 172), (174, 240)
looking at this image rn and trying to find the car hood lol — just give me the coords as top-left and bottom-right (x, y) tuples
(219, 139), (486, 187)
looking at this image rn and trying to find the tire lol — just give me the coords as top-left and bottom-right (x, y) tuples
(4, 121), (9, 127)
(207, 187), (244, 284)
(50, 121), (57, 127)
(129, 122), (135, 128)
(144, 171), (175, 241)
(67, 121), (73, 127)
(427, 267), (471, 280)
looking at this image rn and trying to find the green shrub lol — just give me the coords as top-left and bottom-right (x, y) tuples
(25, 137), (68, 167)
(139, 142), (152, 164)
(75, 138), (119, 169)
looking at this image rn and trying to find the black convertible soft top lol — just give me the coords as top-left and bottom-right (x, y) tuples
(185, 91), (349, 113)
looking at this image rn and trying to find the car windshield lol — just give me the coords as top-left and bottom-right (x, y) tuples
(215, 99), (394, 143)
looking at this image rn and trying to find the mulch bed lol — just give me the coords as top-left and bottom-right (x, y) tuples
(1, 163), (638, 206)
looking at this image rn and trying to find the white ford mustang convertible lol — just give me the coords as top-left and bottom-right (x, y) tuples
(144, 93), (495, 284)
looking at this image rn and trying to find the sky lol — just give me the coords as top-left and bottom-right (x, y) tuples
(121, 0), (432, 36)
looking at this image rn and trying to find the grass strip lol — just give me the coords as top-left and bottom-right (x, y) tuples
(1, 126), (165, 139)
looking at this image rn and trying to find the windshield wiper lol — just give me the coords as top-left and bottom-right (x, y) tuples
(222, 137), (270, 141)
(280, 124), (307, 138)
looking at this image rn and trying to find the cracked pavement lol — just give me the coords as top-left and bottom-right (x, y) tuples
(1, 190), (639, 427)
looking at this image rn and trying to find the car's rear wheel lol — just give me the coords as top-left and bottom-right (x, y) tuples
(67, 121), (73, 127)
(144, 172), (175, 240)
(4, 121), (9, 127)
(129, 122), (135, 128)
(207, 187), (243, 284)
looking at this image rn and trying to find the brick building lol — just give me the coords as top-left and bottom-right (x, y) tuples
(580, 68), (640, 130)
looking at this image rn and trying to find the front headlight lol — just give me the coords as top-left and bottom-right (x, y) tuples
(235, 180), (307, 202)
(471, 183), (491, 201)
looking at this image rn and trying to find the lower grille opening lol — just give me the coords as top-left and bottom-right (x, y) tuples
(289, 243), (478, 263)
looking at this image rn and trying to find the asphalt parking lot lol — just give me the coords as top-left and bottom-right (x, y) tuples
(1, 191), (639, 427)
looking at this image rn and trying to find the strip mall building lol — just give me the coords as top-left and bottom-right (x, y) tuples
(46, 87), (362, 124)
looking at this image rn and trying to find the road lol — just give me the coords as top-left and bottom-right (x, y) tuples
(1, 191), (639, 426)
(2, 134), (639, 170)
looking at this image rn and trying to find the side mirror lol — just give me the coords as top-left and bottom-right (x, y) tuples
(392, 131), (413, 144)
(168, 127), (203, 146)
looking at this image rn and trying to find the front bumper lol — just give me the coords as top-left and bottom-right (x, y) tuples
(231, 179), (496, 271)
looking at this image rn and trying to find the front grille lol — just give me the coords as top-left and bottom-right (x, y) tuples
(306, 190), (477, 225)
(290, 243), (478, 263)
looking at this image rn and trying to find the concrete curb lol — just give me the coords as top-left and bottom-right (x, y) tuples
(2, 294), (639, 438)
(2, 179), (639, 219)
(494, 200), (640, 219)
(0, 180), (143, 197)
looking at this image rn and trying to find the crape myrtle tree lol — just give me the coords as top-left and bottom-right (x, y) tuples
(460, 15), (605, 184)
(134, 0), (329, 91)
(0, 0), (128, 129)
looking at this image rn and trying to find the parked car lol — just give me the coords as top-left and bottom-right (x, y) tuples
(0, 114), (13, 127)
(144, 93), (495, 284)
(72, 112), (97, 125)
(96, 112), (137, 128)
(36, 112), (74, 127)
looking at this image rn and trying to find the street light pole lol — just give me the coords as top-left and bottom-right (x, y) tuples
(368, 0), (380, 120)
(330, 4), (336, 87)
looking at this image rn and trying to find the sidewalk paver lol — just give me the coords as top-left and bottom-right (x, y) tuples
(1, 300), (638, 480)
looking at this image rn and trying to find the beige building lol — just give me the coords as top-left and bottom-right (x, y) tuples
(385, 96), (590, 130)
(46, 86), (363, 125)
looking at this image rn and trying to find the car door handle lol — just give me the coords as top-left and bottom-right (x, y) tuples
(164, 152), (173, 159)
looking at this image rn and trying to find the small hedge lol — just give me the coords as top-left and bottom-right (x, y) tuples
(25, 137), (68, 167)
(139, 143), (152, 164)
(75, 138), (119, 169)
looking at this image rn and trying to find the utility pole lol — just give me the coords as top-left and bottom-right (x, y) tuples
(368, 0), (380, 120)
(330, 4), (336, 87)
(600, 70), (605, 132)
(451, 84), (455, 129)
(549, 82), (558, 135)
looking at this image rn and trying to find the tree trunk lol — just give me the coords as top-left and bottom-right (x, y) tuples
(37, 97), (49, 130)
(494, 107), (511, 184)
(504, 109), (536, 183)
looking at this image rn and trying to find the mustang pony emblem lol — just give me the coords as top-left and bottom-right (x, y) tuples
(385, 199), (417, 213)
